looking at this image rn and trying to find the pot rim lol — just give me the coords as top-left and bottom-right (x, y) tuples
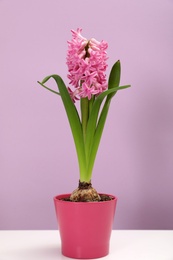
(54, 193), (117, 204)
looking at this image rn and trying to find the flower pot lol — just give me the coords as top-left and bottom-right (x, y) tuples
(54, 193), (117, 259)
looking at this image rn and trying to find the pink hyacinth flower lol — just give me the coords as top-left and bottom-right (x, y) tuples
(66, 28), (108, 100)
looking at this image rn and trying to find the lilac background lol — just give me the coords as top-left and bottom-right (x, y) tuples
(1, 0), (173, 230)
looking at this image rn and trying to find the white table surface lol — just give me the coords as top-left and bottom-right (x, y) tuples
(0, 230), (173, 260)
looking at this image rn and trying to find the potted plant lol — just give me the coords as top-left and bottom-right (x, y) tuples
(38, 28), (130, 259)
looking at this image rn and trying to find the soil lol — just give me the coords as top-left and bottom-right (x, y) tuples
(61, 194), (112, 202)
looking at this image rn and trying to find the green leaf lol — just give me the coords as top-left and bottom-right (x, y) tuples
(39, 75), (87, 180)
(85, 88), (118, 160)
(108, 60), (121, 100)
(37, 81), (60, 95)
(86, 84), (131, 179)
(85, 85), (130, 179)
(108, 60), (121, 89)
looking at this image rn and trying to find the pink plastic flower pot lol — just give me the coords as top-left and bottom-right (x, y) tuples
(54, 193), (117, 259)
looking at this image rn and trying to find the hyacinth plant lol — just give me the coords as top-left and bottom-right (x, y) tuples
(38, 28), (130, 202)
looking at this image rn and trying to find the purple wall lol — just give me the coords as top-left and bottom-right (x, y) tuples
(1, 0), (173, 230)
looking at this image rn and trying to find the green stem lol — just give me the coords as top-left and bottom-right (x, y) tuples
(80, 97), (89, 141)
(89, 96), (95, 115)
(80, 97), (94, 183)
